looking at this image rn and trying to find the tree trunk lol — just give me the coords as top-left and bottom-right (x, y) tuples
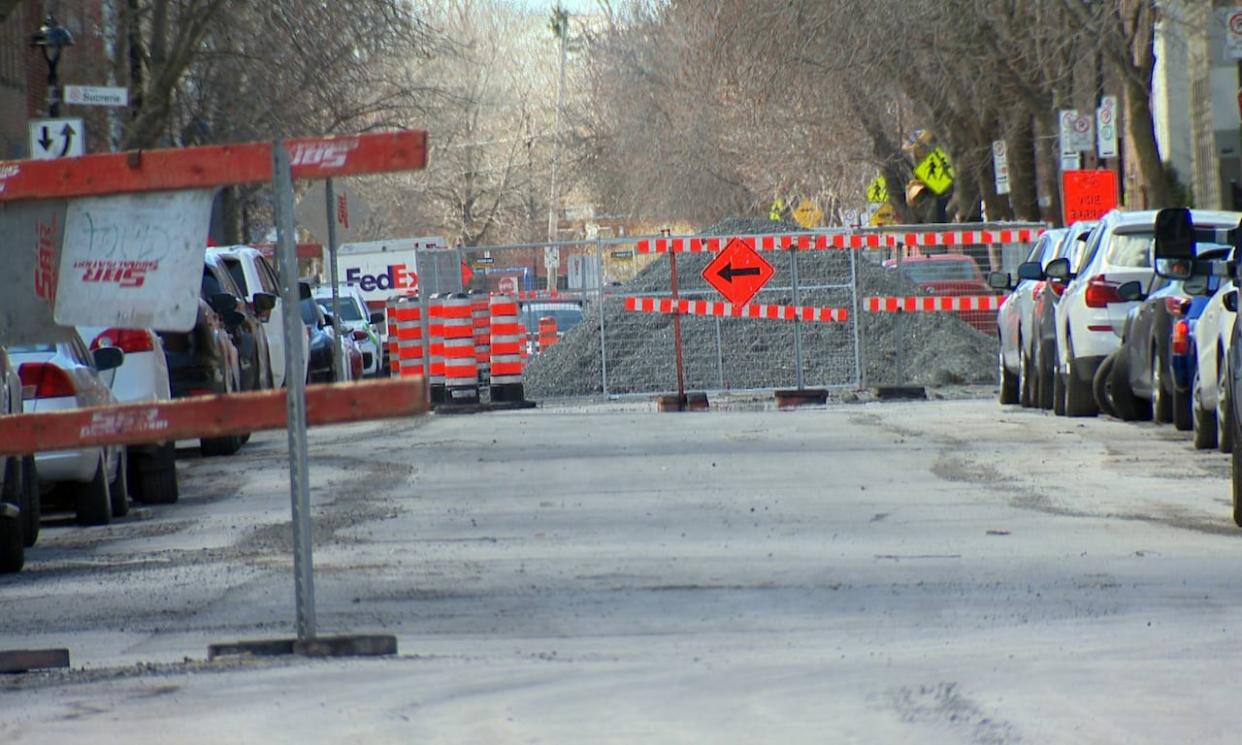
(1123, 73), (1170, 208)
(1035, 111), (1063, 226)
(1004, 112), (1040, 221)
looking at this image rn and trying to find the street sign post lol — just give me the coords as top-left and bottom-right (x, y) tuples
(1227, 8), (1242, 59)
(702, 238), (775, 306)
(1096, 96), (1118, 159)
(866, 175), (888, 204)
(793, 198), (823, 229)
(28, 118), (84, 159)
(992, 140), (1010, 195)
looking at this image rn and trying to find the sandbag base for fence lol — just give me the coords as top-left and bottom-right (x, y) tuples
(871, 386), (928, 400)
(657, 392), (710, 412)
(207, 634), (397, 660)
(774, 388), (829, 408)
(0, 648), (70, 674)
(434, 398), (538, 415)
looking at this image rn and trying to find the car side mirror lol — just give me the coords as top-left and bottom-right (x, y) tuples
(1183, 274), (1211, 296)
(986, 271), (1013, 291)
(298, 283), (313, 300)
(369, 311), (385, 325)
(1044, 257), (1071, 281)
(253, 292), (277, 314)
(1154, 258), (1193, 280)
(1116, 281), (1145, 302)
(1153, 207), (1196, 261)
(321, 312), (337, 329)
(1016, 261), (1044, 281)
(209, 292), (238, 316)
(92, 346), (124, 372)
(1226, 291), (1238, 314)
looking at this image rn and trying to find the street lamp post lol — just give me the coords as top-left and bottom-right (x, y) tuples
(30, 15), (74, 117)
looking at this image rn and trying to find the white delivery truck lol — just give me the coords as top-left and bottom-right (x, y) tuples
(336, 236), (448, 308)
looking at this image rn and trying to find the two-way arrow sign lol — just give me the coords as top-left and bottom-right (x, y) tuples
(702, 238), (775, 306)
(28, 117), (85, 160)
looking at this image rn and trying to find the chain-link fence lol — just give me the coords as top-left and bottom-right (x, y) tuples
(447, 223), (1041, 399)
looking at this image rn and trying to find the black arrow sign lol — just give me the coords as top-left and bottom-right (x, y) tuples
(717, 263), (762, 283)
(58, 123), (76, 157)
(38, 126), (53, 152)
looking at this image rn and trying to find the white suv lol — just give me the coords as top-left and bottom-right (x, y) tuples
(313, 284), (382, 377)
(207, 246), (305, 388)
(1049, 209), (1242, 416)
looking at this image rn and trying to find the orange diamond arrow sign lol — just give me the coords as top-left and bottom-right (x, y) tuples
(702, 238), (775, 306)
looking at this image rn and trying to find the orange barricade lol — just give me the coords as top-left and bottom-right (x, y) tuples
(538, 317), (558, 353)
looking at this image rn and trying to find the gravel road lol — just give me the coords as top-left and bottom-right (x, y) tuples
(1, 396), (1239, 743)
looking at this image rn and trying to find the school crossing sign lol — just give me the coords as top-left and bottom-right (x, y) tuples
(914, 147), (955, 195)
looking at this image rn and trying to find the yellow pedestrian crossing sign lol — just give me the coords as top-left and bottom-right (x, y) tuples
(792, 199), (823, 229)
(866, 176), (888, 204)
(769, 198), (785, 221)
(914, 147), (955, 195)
(869, 202), (897, 226)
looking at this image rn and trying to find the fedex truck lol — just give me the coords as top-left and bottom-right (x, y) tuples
(336, 236), (449, 308)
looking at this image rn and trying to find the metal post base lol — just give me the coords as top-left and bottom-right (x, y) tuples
(207, 634), (398, 660)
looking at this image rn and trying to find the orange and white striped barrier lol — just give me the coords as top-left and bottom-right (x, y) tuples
(428, 294), (446, 404)
(489, 294), (527, 403)
(471, 291), (491, 384)
(442, 293), (479, 404)
(538, 317), (559, 352)
(623, 296), (850, 323)
(634, 227), (1043, 254)
(388, 298), (422, 378)
(385, 298), (401, 377)
(864, 295), (1005, 313)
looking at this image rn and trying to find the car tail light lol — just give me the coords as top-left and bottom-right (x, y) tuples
(91, 328), (154, 353)
(1084, 275), (1122, 308)
(352, 330), (369, 341)
(18, 362), (76, 399)
(1050, 280), (1066, 297)
(1171, 320), (1190, 356)
(1163, 296), (1192, 317)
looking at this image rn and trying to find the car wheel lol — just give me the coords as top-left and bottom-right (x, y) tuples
(1, 455), (20, 512)
(1020, 349), (1035, 408)
(1065, 345), (1098, 417)
(20, 456), (38, 547)
(1037, 342), (1055, 410)
(1093, 353), (1119, 418)
(1172, 377), (1193, 432)
(998, 347), (1019, 405)
(1220, 360), (1235, 454)
(108, 448), (129, 518)
(1053, 367), (1067, 416)
(1152, 349), (1173, 424)
(131, 442), (179, 505)
(1233, 445), (1242, 528)
(0, 509), (23, 574)
(1193, 368), (1219, 450)
(74, 455), (113, 527)
(201, 361), (246, 457)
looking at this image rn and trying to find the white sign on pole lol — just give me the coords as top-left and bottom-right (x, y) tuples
(992, 140), (1010, 195)
(840, 208), (860, 227)
(544, 245), (560, 272)
(1061, 153), (1082, 172)
(1059, 109), (1094, 154)
(53, 190), (215, 331)
(63, 85), (129, 107)
(28, 118), (85, 159)
(1226, 8), (1242, 59)
(296, 180), (370, 243)
(1096, 95), (1119, 159)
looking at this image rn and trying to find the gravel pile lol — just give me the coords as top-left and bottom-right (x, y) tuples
(524, 219), (998, 397)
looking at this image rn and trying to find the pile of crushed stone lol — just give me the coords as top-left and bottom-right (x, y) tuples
(524, 218), (999, 397)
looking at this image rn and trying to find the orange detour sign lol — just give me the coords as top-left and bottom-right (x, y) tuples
(702, 238), (775, 306)
(1062, 169), (1119, 225)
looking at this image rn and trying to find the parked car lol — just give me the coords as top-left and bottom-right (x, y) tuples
(203, 254), (275, 392)
(1016, 223), (1096, 411)
(159, 294), (244, 456)
(300, 282), (363, 383)
(207, 246), (303, 388)
(79, 326), (179, 504)
(1190, 273), (1237, 451)
(1046, 210), (1239, 417)
(1105, 245), (1231, 427)
(0, 346), (37, 573)
(313, 283), (383, 377)
(11, 335), (127, 526)
(519, 301), (585, 353)
(884, 253), (997, 333)
(989, 228), (1070, 405)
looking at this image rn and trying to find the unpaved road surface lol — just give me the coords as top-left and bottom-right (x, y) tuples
(2, 397), (1240, 743)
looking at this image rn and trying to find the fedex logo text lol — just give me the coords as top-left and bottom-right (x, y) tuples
(346, 264), (417, 293)
(290, 139), (359, 170)
(34, 217), (58, 303)
(74, 259), (159, 289)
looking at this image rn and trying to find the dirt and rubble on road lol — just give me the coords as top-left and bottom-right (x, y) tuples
(524, 218), (999, 398)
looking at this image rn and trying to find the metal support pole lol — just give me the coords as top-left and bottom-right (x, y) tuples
(849, 249), (863, 388)
(714, 317), (725, 390)
(596, 239), (610, 396)
(790, 245), (804, 390)
(895, 248), (905, 385)
(670, 251), (686, 402)
(271, 140), (316, 642)
(325, 178), (344, 381)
